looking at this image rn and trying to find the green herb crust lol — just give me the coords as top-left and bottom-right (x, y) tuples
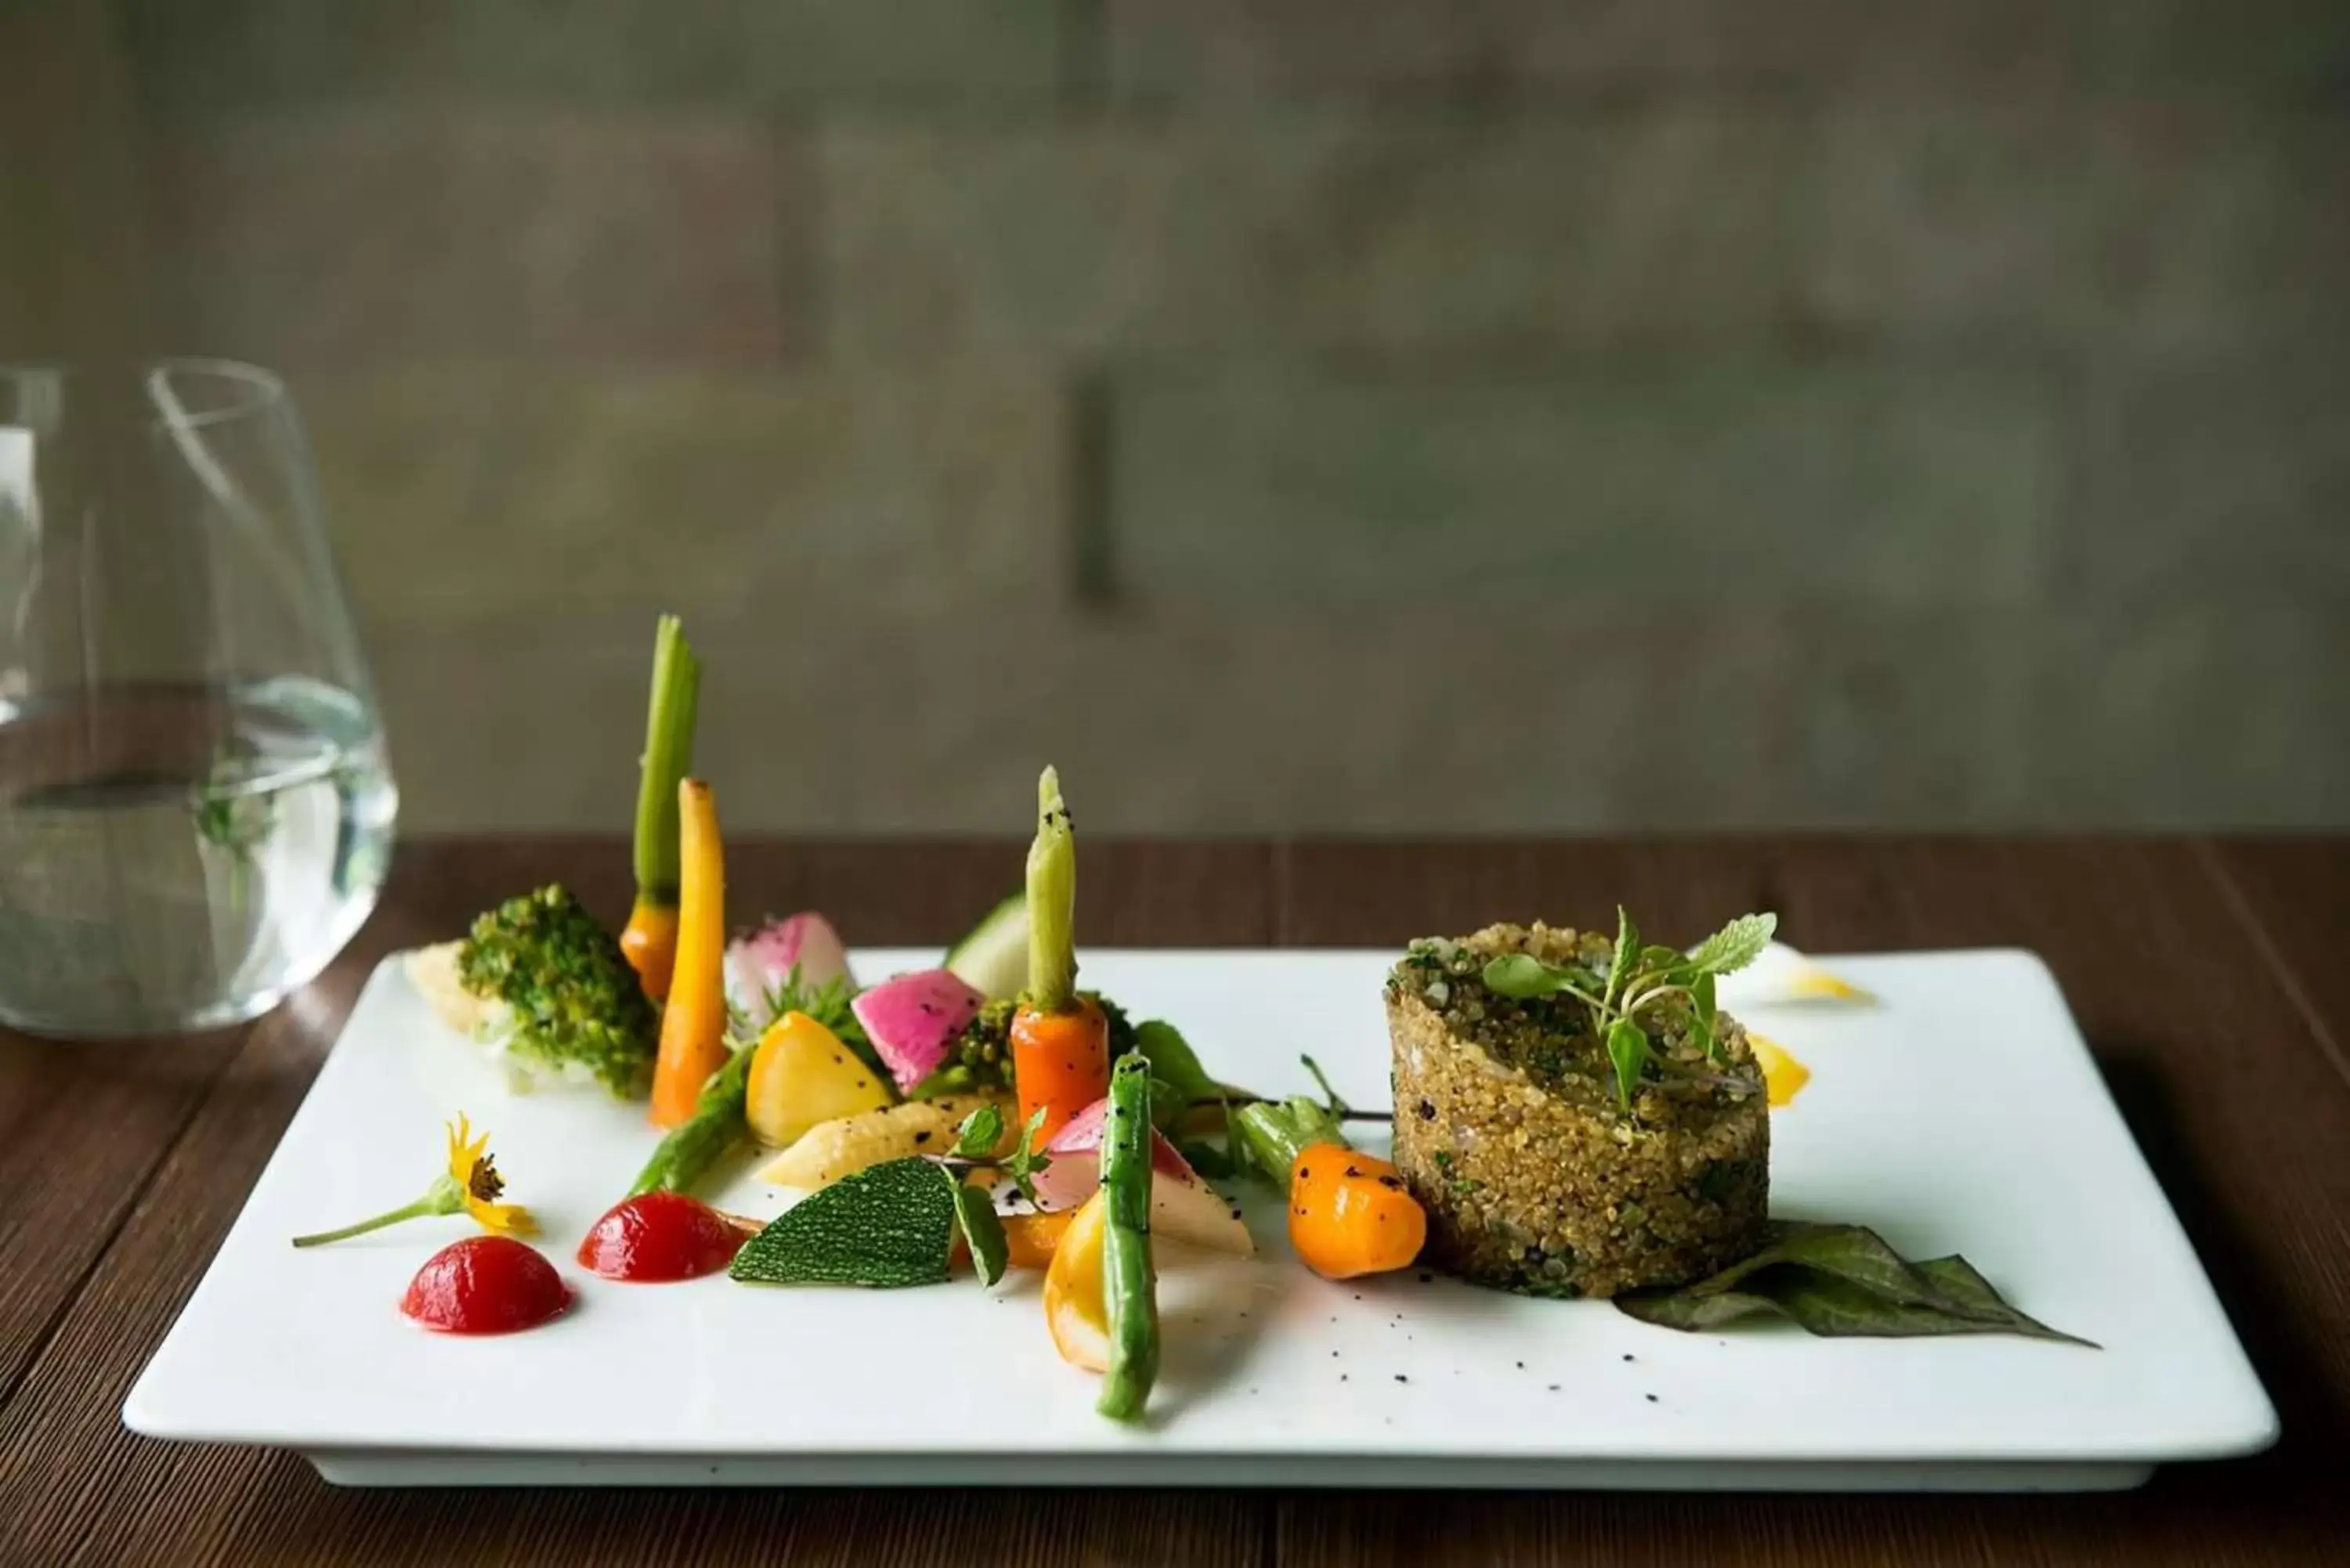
(457, 884), (660, 1098)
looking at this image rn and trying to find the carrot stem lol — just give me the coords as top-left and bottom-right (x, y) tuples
(1025, 765), (1077, 1013)
(649, 779), (728, 1128)
(632, 615), (700, 901)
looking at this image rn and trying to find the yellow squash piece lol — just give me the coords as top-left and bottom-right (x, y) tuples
(1043, 1189), (1112, 1374)
(743, 1010), (894, 1150)
(754, 1094), (1010, 1188)
(1786, 965), (1870, 1002)
(1748, 1031), (1812, 1109)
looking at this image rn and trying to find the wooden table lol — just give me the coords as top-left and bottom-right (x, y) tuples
(3, 836), (2345, 1566)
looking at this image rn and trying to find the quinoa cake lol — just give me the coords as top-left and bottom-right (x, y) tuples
(1386, 922), (1769, 1298)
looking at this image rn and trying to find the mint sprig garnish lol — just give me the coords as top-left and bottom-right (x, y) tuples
(1481, 909), (1778, 1108)
(936, 1104), (1053, 1206)
(1684, 912), (1777, 979)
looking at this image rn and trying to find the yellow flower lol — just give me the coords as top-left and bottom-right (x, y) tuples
(445, 1114), (537, 1237)
(292, 1112), (536, 1248)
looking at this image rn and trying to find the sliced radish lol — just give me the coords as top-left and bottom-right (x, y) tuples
(727, 912), (853, 1030)
(1149, 1172), (1254, 1258)
(1029, 1097), (1254, 1255)
(1032, 1096), (1192, 1209)
(849, 968), (985, 1094)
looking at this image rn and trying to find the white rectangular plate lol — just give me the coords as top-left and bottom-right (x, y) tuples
(127, 948), (2275, 1490)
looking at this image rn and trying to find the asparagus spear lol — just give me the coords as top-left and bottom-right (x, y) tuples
(627, 1036), (756, 1197)
(625, 971), (870, 1198)
(1096, 1051), (1160, 1422)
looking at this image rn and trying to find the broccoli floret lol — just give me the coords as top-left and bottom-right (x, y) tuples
(457, 884), (659, 1098)
(909, 990), (1136, 1100)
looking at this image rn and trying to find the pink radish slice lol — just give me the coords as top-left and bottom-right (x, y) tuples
(850, 969), (986, 1093)
(1029, 1097), (1254, 1255)
(726, 912), (854, 1029)
(1029, 1095), (1194, 1212)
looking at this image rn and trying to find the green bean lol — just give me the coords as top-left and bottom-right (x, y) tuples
(1096, 1051), (1159, 1421)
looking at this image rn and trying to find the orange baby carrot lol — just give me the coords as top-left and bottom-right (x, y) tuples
(649, 779), (728, 1127)
(1011, 997), (1109, 1145)
(1001, 1209), (1075, 1270)
(1010, 766), (1108, 1141)
(619, 905), (678, 1004)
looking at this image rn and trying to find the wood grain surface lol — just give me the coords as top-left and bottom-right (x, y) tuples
(0, 836), (2341, 1567)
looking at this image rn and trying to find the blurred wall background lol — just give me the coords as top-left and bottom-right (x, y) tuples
(4, 1), (2345, 833)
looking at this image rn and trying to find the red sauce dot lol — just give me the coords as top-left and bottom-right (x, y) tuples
(577, 1191), (751, 1283)
(400, 1237), (571, 1335)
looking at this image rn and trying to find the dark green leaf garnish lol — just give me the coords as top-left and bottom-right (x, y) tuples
(1690, 971), (1719, 1063)
(1604, 905), (1643, 1009)
(1684, 912), (1777, 978)
(1614, 1223), (2096, 1346)
(1606, 1017), (1650, 1111)
(1473, 909), (1775, 1114)
(1638, 944), (1687, 979)
(1481, 952), (1603, 1005)
(942, 1105), (1054, 1205)
(952, 1103), (1005, 1160)
(1001, 1105), (1053, 1204)
(730, 1157), (956, 1288)
(1147, 1076), (1187, 1133)
(1134, 1019), (1220, 1109)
